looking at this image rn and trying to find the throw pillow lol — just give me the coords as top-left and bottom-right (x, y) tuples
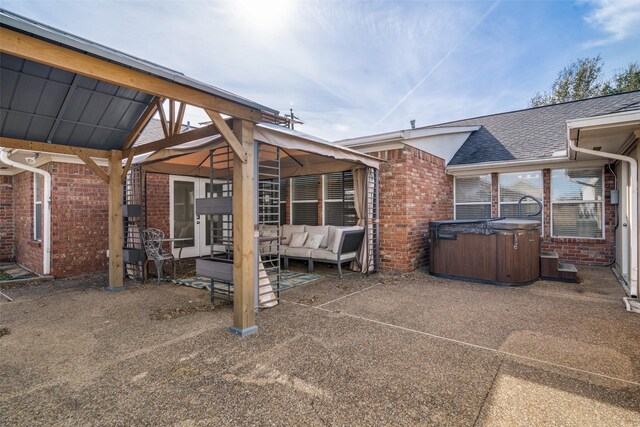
(289, 232), (308, 248)
(303, 233), (324, 249)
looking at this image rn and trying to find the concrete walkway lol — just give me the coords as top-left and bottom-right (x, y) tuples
(1, 267), (639, 425)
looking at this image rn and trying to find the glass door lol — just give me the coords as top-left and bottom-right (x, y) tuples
(170, 176), (199, 258)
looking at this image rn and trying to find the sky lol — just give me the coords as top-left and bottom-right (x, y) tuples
(3, 0), (640, 141)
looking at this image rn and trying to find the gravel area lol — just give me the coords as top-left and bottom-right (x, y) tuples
(1, 264), (639, 425)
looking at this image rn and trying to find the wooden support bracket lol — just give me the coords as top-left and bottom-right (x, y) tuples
(206, 110), (247, 163)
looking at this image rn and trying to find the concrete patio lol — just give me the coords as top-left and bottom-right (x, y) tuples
(1, 266), (639, 426)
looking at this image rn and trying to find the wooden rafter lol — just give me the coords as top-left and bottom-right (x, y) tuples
(206, 110), (247, 163)
(123, 124), (220, 158)
(174, 102), (186, 135)
(156, 98), (170, 138)
(0, 137), (110, 158)
(169, 100), (175, 136)
(0, 27), (262, 122)
(121, 98), (159, 150)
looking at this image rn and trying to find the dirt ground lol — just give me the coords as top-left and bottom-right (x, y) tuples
(1, 263), (639, 426)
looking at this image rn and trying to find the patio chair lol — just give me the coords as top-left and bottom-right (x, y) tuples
(142, 228), (176, 285)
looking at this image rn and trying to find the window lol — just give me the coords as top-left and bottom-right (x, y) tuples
(323, 171), (357, 226)
(454, 175), (492, 219)
(291, 176), (318, 225)
(499, 171), (543, 229)
(551, 167), (604, 238)
(33, 173), (43, 241)
(279, 179), (287, 226)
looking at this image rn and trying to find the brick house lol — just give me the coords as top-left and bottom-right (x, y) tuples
(3, 92), (639, 297)
(338, 91), (639, 296)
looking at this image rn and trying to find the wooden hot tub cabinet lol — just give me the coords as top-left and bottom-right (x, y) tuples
(429, 219), (541, 286)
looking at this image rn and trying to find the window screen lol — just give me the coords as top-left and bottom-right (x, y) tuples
(499, 171), (543, 226)
(324, 171), (357, 226)
(551, 168), (603, 238)
(291, 176), (318, 225)
(454, 175), (492, 220)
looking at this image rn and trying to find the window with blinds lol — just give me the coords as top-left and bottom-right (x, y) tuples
(280, 179), (287, 226)
(454, 175), (492, 219)
(551, 167), (604, 238)
(291, 176), (318, 225)
(499, 171), (543, 229)
(323, 171), (357, 226)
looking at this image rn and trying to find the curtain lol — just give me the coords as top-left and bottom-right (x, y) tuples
(351, 167), (368, 273)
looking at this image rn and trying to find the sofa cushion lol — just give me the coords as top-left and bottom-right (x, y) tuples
(305, 225), (329, 247)
(282, 224), (305, 245)
(304, 233), (324, 249)
(311, 249), (357, 262)
(330, 226), (363, 253)
(289, 232), (308, 248)
(284, 247), (313, 258)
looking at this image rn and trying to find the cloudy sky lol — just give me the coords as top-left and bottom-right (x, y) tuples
(3, 0), (640, 141)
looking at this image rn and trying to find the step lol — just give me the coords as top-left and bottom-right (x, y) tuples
(540, 251), (559, 259)
(557, 262), (577, 273)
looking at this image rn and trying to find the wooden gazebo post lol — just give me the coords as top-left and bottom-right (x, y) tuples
(230, 119), (257, 335)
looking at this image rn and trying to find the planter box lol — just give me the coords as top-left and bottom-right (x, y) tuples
(196, 257), (233, 282)
(196, 197), (232, 215)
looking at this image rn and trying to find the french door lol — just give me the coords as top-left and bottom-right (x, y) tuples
(170, 176), (229, 258)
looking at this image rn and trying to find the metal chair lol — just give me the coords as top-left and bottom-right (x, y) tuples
(142, 228), (176, 285)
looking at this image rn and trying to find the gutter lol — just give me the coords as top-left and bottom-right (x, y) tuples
(0, 148), (51, 275)
(446, 156), (570, 174)
(566, 126), (638, 298)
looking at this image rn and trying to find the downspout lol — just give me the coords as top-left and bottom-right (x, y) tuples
(566, 128), (638, 298)
(0, 149), (51, 275)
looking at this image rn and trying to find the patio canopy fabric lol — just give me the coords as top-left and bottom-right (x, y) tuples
(138, 123), (382, 178)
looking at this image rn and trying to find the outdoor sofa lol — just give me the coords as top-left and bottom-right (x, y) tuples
(259, 224), (365, 277)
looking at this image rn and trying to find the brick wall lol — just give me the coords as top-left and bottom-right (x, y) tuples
(49, 162), (109, 277)
(0, 175), (15, 261)
(540, 167), (615, 265)
(13, 171), (42, 273)
(373, 146), (453, 272)
(145, 173), (170, 236)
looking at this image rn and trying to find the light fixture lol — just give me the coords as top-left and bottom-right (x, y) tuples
(25, 152), (39, 165)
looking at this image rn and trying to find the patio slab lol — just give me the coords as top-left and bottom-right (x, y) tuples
(1, 266), (639, 425)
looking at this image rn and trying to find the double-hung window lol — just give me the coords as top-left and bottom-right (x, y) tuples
(454, 175), (492, 219)
(499, 171), (543, 230)
(551, 167), (604, 238)
(291, 176), (318, 225)
(34, 173), (43, 241)
(323, 171), (357, 226)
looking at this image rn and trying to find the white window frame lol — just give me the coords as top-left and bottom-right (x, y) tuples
(497, 170), (544, 235)
(290, 177), (318, 225)
(322, 174), (346, 226)
(550, 166), (605, 240)
(33, 173), (42, 241)
(453, 175), (492, 220)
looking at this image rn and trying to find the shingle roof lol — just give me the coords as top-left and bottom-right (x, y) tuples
(439, 91), (640, 165)
(133, 119), (191, 147)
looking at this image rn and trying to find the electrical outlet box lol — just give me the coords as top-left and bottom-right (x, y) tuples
(610, 189), (619, 205)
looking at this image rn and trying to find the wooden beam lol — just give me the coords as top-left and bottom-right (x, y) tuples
(121, 153), (134, 184)
(231, 119), (257, 335)
(107, 150), (124, 289)
(169, 100), (175, 136)
(0, 136), (110, 158)
(206, 110), (247, 163)
(121, 98), (159, 150)
(0, 27), (262, 122)
(156, 98), (170, 138)
(174, 103), (186, 135)
(124, 124), (220, 158)
(77, 152), (109, 184)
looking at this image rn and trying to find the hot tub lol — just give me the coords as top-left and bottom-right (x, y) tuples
(429, 218), (541, 286)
